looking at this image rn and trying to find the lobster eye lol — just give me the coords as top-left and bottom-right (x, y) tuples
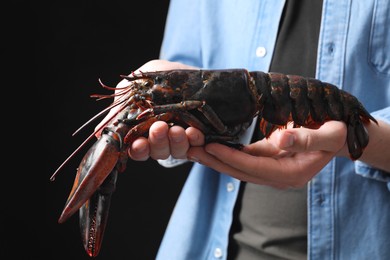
(142, 80), (153, 87)
(155, 76), (163, 84)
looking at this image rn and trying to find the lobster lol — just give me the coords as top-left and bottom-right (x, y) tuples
(51, 69), (377, 257)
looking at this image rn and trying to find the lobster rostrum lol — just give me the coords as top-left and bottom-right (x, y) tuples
(51, 69), (377, 257)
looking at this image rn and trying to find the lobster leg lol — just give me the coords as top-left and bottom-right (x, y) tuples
(135, 101), (249, 138)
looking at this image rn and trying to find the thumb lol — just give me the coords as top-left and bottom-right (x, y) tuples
(276, 121), (347, 153)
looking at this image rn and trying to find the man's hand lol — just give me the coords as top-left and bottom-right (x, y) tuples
(187, 121), (348, 189)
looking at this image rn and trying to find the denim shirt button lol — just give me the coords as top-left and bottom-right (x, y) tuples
(256, 46), (267, 57)
(214, 247), (223, 258)
(227, 182), (235, 192)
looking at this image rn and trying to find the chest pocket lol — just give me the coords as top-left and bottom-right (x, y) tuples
(369, 0), (390, 75)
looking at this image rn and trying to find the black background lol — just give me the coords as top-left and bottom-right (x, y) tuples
(30, 1), (192, 259)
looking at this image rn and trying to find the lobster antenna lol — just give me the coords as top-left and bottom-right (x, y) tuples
(50, 101), (129, 181)
(72, 99), (123, 136)
(50, 132), (97, 181)
(72, 79), (130, 136)
(51, 76), (135, 181)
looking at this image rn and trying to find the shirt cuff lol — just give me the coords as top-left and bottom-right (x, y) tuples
(158, 156), (189, 168)
(157, 118), (259, 168)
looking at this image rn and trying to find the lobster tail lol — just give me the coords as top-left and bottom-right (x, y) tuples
(347, 112), (369, 160)
(250, 71), (378, 160)
(341, 90), (378, 160)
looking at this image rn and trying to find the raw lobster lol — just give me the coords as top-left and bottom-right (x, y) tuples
(51, 69), (377, 257)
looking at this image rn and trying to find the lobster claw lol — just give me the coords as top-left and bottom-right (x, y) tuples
(57, 127), (124, 257)
(79, 169), (118, 257)
(58, 128), (121, 224)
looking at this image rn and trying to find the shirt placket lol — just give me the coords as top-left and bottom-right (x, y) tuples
(309, 0), (352, 259)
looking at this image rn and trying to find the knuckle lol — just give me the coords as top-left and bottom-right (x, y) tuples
(303, 132), (314, 151)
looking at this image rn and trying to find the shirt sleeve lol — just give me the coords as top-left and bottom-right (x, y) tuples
(354, 106), (390, 191)
(159, 0), (202, 67)
(158, 156), (189, 168)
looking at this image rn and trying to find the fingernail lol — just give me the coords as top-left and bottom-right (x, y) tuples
(205, 146), (215, 156)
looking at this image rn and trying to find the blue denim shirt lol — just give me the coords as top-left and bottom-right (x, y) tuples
(157, 0), (390, 259)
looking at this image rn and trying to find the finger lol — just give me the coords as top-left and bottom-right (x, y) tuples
(189, 143), (288, 183)
(185, 127), (205, 146)
(148, 121), (170, 160)
(188, 146), (281, 187)
(128, 137), (150, 161)
(242, 138), (281, 157)
(168, 126), (189, 159)
(276, 121), (347, 153)
(204, 143), (333, 187)
(204, 143), (282, 177)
